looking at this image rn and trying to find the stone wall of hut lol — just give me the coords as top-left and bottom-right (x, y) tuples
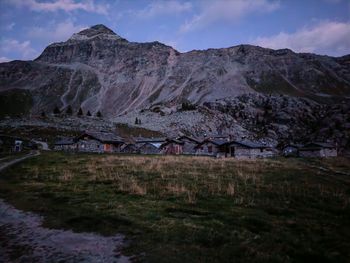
(299, 148), (337, 158)
(121, 144), (138, 154)
(180, 139), (198, 154)
(195, 142), (220, 156)
(161, 143), (183, 155)
(231, 147), (275, 159)
(138, 143), (160, 154)
(54, 144), (77, 152)
(76, 139), (104, 153)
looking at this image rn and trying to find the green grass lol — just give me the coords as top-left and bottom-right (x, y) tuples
(0, 152), (349, 262)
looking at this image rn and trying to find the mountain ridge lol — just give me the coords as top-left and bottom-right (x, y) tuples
(1, 24), (350, 118)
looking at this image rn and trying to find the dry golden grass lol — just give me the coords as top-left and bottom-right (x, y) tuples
(165, 183), (188, 195)
(59, 169), (74, 181)
(226, 183), (235, 196)
(126, 178), (147, 195)
(76, 155), (273, 203)
(41, 154), (349, 205)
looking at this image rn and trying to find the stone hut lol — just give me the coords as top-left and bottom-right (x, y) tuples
(282, 144), (303, 157)
(120, 143), (138, 154)
(0, 135), (27, 153)
(54, 137), (77, 151)
(134, 137), (165, 154)
(76, 131), (124, 153)
(176, 135), (201, 154)
(299, 142), (337, 158)
(14, 140), (23, 152)
(160, 139), (184, 155)
(138, 143), (161, 154)
(195, 139), (227, 157)
(223, 140), (275, 158)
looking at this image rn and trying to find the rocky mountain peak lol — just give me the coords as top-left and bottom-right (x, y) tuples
(69, 24), (122, 41)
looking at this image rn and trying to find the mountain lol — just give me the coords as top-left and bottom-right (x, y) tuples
(0, 24), (350, 118)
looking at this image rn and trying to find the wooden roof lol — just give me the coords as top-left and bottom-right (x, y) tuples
(134, 137), (166, 143)
(176, 135), (201, 143)
(195, 138), (227, 147)
(160, 138), (184, 148)
(300, 142), (336, 151)
(225, 140), (269, 149)
(303, 142), (335, 149)
(77, 131), (124, 143)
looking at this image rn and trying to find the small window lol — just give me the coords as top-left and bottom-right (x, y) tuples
(260, 148), (263, 152)
(208, 146), (213, 153)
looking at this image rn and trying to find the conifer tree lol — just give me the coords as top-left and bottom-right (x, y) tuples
(77, 107), (83, 116)
(66, 105), (73, 115)
(53, 106), (60, 115)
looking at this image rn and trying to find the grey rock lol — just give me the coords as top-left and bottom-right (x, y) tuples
(1, 24), (350, 118)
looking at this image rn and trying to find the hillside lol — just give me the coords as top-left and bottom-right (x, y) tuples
(1, 24), (350, 118)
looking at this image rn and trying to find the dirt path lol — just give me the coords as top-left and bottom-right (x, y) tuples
(0, 152), (131, 263)
(0, 151), (40, 171)
(301, 159), (350, 184)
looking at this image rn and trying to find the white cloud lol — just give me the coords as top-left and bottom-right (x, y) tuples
(134, 0), (192, 19)
(0, 38), (38, 60)
(9, 0), (109, 15)
(180, 0), (280, 33)
(253, 21), (350, 56)
(0, 56), (12, 63)
(28, 20), (87, 42)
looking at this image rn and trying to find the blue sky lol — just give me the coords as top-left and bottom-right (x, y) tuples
(0, 0), (349, 62)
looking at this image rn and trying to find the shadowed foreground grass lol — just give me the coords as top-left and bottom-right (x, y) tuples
(0, 152), (349, 262)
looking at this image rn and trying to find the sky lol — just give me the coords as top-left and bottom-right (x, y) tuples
(0, 0), (349, 62)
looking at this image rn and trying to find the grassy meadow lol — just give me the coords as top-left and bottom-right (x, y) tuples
(0, 152), (349, 262)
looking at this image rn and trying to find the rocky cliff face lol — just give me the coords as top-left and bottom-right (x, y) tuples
(0, 24), (350, 118)
(203, 94), (350, 147)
